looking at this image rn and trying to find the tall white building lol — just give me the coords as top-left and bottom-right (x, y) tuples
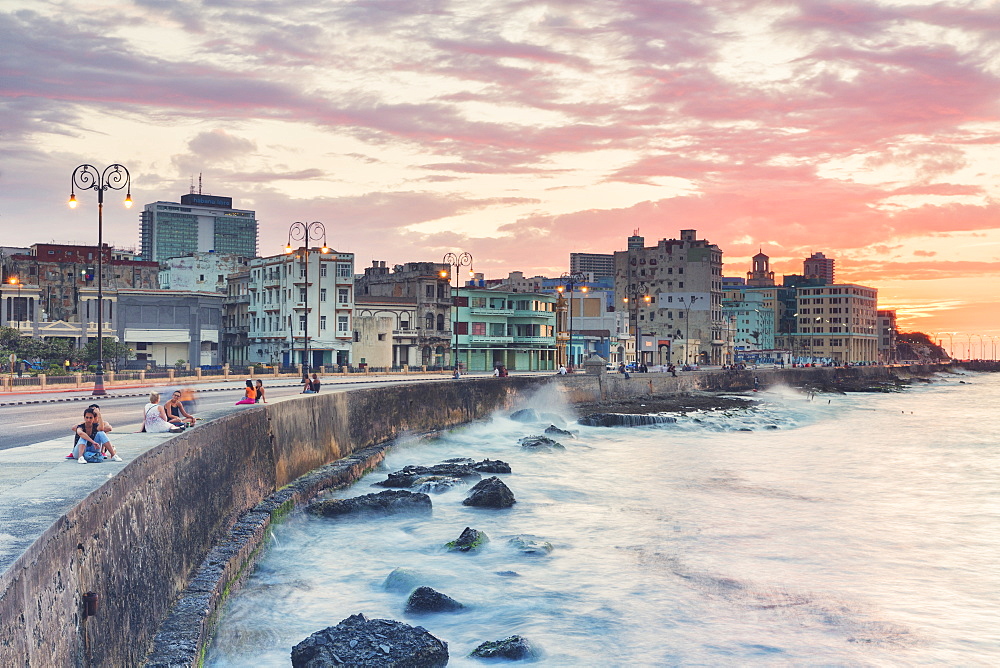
(247, 248), (354, 368)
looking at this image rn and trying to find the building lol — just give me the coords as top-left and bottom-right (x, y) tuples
(246, 248), (355, 368)
(558, 287), (629, 366)
(140, 193), (257, 262)
(354, 261), (453, 367)
(115, 289), (225, 368)
(453, 287), (557, 371)
(803, 252), (835, 284)
(0, 243), (158, 341)
(614, 229), (724, 366)
(793, 283), (878, 363)
(877, 309), (898, 363)
(569, 253), (615, 279)
(487, 271), (547, 294)
(722, 290), (776, 363)
(159, 252), (251, 294)
(221, 269), (251, 366)
(746, 251), (775, 287)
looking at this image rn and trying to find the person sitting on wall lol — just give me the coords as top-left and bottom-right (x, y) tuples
(144, 392), (184, 431)
(301, 373), (314, 394)
(310, 373), (321, 393)
(165, 390), (197, 427)
(254, 379), (266, 403)
(236, 380), (257, 405)
(67, 403), (113, 459)
(74, 407), (123, 463)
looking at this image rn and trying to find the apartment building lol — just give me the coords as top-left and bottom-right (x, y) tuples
(793, 283), (878, 362)
(453, 287), (557, 371)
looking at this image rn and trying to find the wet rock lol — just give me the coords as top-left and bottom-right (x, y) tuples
(446, 526), (490, 553)
(383, 567), (421, 593)
(577, 413), (678, 427)
(405, 586), (464, 614)
(738, 428), (753, 432)
(307, 490), (431, 518)
(469, 635), (539, 661)
(507, 535), (553, 555)
(544, 425), (576, 438)
(519, 435), (565, 450)
(495, 570), (520, 577)
(509, 408), (541, 423)
(471, 458), (512, 474)
(375, 464), (483, 488)
(413, 475), (463, 494)
(290, 613), (448, 667)
(463, 477), (516, 508)
(441, 457), (474, 464)
(765, 425), (779, 430)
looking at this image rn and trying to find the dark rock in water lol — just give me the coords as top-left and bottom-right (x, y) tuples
(765, 425), (779, 430)
(495, 570), (520, 577)
(519, 435), (565, 450)
(507, 535), (553, 555)
(307, 490), (431, 518)
(471, 458), (512, 474)
(445, 526), (490, 552)
(509, 408), (541, 423)
(469, 635), (539, 661)
(413, 475), (463, 494)
(441, 457), (474, 464)
(577, 413), (678, 427)
(290, 613), (448, 667)
(383, 567), (421, 593)
(405, 586), (464, 614)
(738, 428), (753, 432)
(376, 464), (484, 488)
(463, 476), (516, 508)
(544, 425), (576, 438)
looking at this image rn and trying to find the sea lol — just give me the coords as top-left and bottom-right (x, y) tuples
(205, 370), (1000, 666)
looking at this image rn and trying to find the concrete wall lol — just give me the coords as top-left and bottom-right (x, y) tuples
(0, 365), (952, 666)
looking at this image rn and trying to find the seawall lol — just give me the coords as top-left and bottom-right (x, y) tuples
(0, 364), (952, 666)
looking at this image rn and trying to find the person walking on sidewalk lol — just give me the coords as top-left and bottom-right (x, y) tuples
(74, 407), (122, 463)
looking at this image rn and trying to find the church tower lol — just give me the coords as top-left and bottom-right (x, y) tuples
(746, 251), (775, 287)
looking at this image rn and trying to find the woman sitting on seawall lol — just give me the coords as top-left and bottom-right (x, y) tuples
(310, 373), (321, 393)
(255, 379), (266, 403)
(165, 390), (197, 427)
(236, 379), (257, 405)
(143, 392), (182, 433)
(301, 373), (314, 394)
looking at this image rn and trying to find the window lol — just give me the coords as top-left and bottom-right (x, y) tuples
(425, 313), (434, 329)
(299, 315), (307, 329)
(320, 264), (328, 277)
(337, 263), (351, 277)
(470, 297), (487, 308)
(299, 288), (307, 302)
(471, 322), (486, 335)
(337, 315), (349, 333)
(489, 322), (505, 336)
(437, 314), (445, 330)
(320, 288), (327, 301)
(320, 315), (327, 330)
(425, 285), (434, 298)
(338, 288), (349, 304)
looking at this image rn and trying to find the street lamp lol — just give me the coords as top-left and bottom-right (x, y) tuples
(558, 272), (587, 368)
(286, 221), (329, 372)
(69, 163), (132, 396)
(7, 277), (21, 324)
(443, 252), (473, 370)
(622, 282), (651, 368)
(683, 294), (700, 366)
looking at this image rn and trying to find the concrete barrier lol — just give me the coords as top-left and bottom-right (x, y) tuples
(0, 365), (953, 666)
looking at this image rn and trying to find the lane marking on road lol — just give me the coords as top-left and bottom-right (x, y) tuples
(15, 422), (57, 428)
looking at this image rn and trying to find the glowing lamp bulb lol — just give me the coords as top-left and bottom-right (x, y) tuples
(68, 194), (78, 209)
(124, 193), (133, 208)
(284, 245), (293, 254)
(321, 246), (329, 254)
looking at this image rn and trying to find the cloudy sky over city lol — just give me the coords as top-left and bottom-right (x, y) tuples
(3, 0), (999, 338)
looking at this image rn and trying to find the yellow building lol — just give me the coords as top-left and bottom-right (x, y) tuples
(793, 283), (878, 363)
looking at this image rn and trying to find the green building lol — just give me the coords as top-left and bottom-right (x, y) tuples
(453, 287), (557, 371)
(140, 194), (257, 263)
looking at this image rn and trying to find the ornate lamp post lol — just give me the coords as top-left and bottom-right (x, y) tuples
(285, 222), (329, 372)
(69, 164), (132, 396)
(622, 282), (650, 368)
(443, 252), (473, 370)
(558, 272), (587, 369)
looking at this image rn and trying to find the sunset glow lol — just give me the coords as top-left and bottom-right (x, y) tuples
(2, 0), (999, 338)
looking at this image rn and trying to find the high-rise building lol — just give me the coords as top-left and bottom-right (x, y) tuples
(569, 253), (614, 279)
(613, 229), (724, 366)
(877, 309), (897, 363)
(803, 252), (835, 284)
(793, 283), (878, 363)
(140, 194), (257, 263)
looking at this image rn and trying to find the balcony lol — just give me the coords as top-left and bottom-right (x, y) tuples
(467, 335), (514, 345)
(470, 307), (513, 316)
(512, 336), (554, 344)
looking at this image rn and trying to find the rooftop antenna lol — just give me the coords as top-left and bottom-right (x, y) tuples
(198, 172), (203, 195)
(189, 176), (195, 194)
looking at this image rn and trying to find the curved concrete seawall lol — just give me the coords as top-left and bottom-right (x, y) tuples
(0, 364), (952, 666)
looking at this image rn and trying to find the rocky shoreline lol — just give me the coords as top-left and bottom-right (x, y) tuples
(574, 392), (758, 416)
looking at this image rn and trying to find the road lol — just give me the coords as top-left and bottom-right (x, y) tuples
(0, 374), (478, 451)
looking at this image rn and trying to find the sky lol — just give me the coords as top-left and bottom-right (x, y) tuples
(2, 0), (1000, 349)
